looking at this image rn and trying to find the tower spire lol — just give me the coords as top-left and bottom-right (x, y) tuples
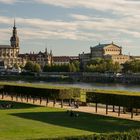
(10, 19), (19, 48)
(14, 18), (16, 28)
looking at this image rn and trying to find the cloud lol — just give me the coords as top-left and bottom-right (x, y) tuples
(34, 0), (140, 16)
(0, 14), (140, 43)
(70, 14), (91, 21)
(0, 0), (17, 4)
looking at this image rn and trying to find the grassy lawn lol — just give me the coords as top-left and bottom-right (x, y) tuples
(0, 100), (140, 140)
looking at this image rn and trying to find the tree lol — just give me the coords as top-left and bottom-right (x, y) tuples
(85, 58), (121, 73)
(24, 61), (34, 72)
(13, 63), (19, 69)
(112, 62), (121, 73)
(71, 63), (77, 72)
(24, 61), (41, 73)
(73, 61), (80, 72)
(33, 63), (41, 73)
(123, 60), (140, 73)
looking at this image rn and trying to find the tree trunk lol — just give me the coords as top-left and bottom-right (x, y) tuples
(118, 106), (121, 116)
(46, 98), (49, 106)
(16, 95), (18, 101)
(112, 105), (115, 112)
(33, 97), (35, 104)
(21, 96), (23, 102)
(53, 99), (56, 107)
(1, 92), (4, 99)
(26, 96), (29, 103)
(61, 99), (63, 108)
(136, 108), (138, 116)
(95, 102), (98, 113)
(69, 99), (71, 106)
(123, 107), (126, 114)
(131, 108), (133, 119)
(11, 95), (13, 101)
(40, 97), (42, 105)
(106, 104), (108, 115)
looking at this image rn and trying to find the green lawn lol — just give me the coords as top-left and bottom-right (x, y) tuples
(0, 100), (140, 140)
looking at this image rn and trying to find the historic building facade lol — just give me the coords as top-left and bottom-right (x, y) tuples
(79, 42), (130, 67)
(19, 49), (53, 68)
(0, 21), (26, 68)
(0, 21), (54, 69)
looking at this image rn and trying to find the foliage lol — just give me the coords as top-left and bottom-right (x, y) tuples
(1, 82), (82, 101)
(86, 90), (140, 108)
(43, 62), (80, 72)
(43, 64), (69, 72)
(33, 63), (41, 73)
(122, 60), (140, 73)
(34, 129), (140, 140)
(85, 59), (121, 73)
(72, 61), (80, 72)
(24, 61), (41, 73)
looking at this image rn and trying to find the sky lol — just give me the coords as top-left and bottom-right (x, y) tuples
(0, 0), (140, 56)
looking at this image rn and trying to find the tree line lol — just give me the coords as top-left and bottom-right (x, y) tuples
(19, 59), (140, 73)
(23, 61), (80, 73)
(85, 58), (121, 73)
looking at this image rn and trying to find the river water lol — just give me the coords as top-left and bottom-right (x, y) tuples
(23, 81), (140, 92)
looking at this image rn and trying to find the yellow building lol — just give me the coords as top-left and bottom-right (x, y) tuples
(80, 42), (130, 66)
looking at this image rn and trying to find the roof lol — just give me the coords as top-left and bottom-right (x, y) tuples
(53, 56), (70, 62)
(0, 45), (11, 48)
(91, 43), (121, 49)
(131, 56), (140, 58)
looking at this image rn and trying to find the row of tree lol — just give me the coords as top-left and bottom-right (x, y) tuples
(23, 61), (80, 73)
(43, 62), (79, 72)
(22, 59), (140, 73)
(85, 59), (121, 73)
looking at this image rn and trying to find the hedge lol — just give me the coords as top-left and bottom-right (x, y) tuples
(0, 82), (84, 102)
(28, 129), (140, 140)
(86, 90), (140, 108)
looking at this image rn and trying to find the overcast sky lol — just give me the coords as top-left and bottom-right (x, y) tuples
(0, 0), (140, 56)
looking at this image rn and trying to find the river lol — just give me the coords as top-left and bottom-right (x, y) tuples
(19, 81), (140, 92)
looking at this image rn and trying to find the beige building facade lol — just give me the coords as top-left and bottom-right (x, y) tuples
(19, 49), (53, 68)
(80, 42), (130, 67)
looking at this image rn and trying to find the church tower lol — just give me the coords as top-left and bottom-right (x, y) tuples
(10, 19), (19, 48)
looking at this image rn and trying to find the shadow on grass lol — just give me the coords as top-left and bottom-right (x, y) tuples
(10, 110), (140, 133)
(0, 100), (39, 109)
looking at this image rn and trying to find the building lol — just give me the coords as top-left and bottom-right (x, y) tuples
(0, 21), (54, 69)
(19, 49), (53, 68)
(0, 20), (26, 68)
(79, 42), (130, 67)
(53, 56), (79, 65)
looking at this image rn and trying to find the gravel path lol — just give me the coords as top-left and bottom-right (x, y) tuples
(1, 95), (140, 121)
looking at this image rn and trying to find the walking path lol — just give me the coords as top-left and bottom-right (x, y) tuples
(1, 95), (140, 121)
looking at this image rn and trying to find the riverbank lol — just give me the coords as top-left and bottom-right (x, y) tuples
(0, 72), (140, 84)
